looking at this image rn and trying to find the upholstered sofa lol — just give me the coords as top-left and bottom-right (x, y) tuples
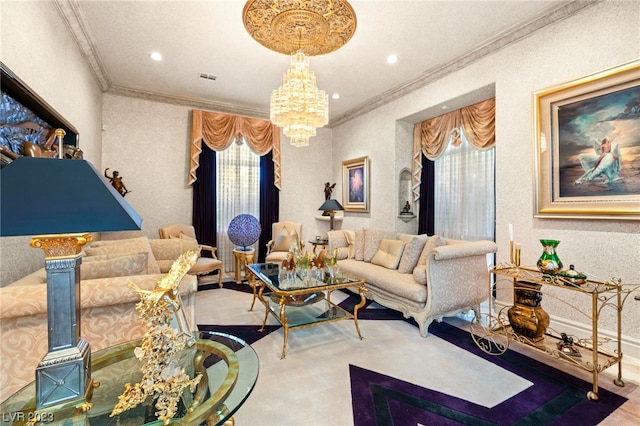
(327, 229), (497, 337)
(0, 235), (198, 401)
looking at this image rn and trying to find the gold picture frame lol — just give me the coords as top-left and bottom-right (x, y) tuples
(342, 156), (369, 212)
(533, 59), (640, 220)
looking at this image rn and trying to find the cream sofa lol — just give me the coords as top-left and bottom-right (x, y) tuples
(327, 229), (497, 337)
(0, 235), (198, 401)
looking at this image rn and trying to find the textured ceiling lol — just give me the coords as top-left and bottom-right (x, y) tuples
(54, 0), (586, 125)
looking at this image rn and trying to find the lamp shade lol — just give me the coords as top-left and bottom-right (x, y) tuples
(0, 157), (142, 236)
(319, 199), (344, 212)
(227, 214), (261, 249)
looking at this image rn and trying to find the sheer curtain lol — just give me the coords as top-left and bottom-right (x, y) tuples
(217, 139), (260, 272)
(413, 98), (496, 242)
(434, 132), (495, 241)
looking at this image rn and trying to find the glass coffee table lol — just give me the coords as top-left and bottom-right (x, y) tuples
(246, 263), (367, 359)
(0, 332), (258, 425)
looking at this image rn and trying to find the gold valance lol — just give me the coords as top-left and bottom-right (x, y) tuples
(189, 110), (281, 189)
(412, 98), (495, 201)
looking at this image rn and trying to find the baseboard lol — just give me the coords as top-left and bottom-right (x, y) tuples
(491, 299), (640, 385)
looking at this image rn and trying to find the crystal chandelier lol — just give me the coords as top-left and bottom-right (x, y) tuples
(243, 0), (356, 146)
(270, 51), (328, 147)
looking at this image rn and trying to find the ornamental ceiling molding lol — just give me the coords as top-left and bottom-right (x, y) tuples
(54, 0), (596, 127)
(330, 0), (598, 127)
(242, 0), (357, 56)
(53, 0), (110, 91)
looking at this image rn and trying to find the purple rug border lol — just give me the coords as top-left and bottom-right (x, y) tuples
(350, 321), (628, 425)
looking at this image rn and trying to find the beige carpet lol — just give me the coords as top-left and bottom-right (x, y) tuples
(194, 284), (639, 425)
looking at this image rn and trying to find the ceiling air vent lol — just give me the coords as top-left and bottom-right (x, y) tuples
(199, 72), (217, 81)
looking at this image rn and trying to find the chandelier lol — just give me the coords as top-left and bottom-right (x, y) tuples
(270, 51), (328, 146)
(243, 0), (357, 146)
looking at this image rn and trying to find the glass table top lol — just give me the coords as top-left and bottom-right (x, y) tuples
(0, 331), (259, 425)
(247, 263), (361, 294)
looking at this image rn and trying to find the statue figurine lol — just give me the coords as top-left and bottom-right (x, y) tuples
(401, 201), (412, 214)
(105, 168), (130, 197)
(324, 182), (336, 200)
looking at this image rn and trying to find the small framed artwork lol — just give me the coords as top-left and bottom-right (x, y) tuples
(342, 156), (369, 212)
(533, 59), (640, 220)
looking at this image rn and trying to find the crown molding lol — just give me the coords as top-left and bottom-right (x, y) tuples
(53, 0), (110, 91)
(329, 0), (599, 127)
(107, 85), (270, 119)
(54, 0), (598, 127)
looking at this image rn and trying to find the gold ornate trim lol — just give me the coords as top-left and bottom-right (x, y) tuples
(30, 233), (93, 258)
(242, 0), (357, 56)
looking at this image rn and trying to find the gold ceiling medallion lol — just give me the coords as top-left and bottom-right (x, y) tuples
(242, 0), (357, 56)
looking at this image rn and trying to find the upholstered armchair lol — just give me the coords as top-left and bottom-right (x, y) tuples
(265, 221), (304, 264)
(158, 224), (223, 287)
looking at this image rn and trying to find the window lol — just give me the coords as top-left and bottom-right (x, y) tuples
(434, 132), (495, 241)
(216, 140), (260, 271)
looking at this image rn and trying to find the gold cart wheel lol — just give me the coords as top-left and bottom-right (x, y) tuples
(470, 312), (510, 355)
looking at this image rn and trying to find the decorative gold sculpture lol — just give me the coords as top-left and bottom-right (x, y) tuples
(242, 0), (357, 56)
(111, 250), (202, 423)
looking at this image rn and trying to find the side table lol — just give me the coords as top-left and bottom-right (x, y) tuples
(308, 239), (328, 254)
(233, 248), (256, 283)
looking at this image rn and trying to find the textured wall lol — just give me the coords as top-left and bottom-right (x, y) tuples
(329, 1), (640, 340)
(0, 1), (103, 286)
(101, 94), (193, 238)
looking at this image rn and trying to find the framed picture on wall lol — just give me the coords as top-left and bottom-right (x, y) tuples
(342, 156), (369, 212)
(533, 59), (640, 220)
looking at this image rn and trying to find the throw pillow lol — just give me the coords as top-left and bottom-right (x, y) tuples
(344, 230), (356, 259)
(354, 229), (365, 261)
(169, 234), (200, 253)
(371, 239), (406, 270)
(363, 229), (397, 262)
(273, 227), (298, 252)
(82, 252), (149, 280)
(327, 230), (349, 260)
(416, 235), (447, 266)
(84, 236), (160, 274)
(397, 234), (429, 273)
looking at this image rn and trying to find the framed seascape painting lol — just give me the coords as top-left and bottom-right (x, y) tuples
(342, 156), (369, 212)
(533, 59), (640, 220)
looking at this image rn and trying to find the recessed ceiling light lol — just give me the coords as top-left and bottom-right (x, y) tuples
(149, 52), (162, 61)
(332, 93), (340, 100)
(386, 54), (398, 65)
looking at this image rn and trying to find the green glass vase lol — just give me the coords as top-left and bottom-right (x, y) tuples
(536, 239), (562, 275)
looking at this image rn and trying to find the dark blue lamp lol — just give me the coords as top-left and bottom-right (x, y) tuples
(227, 214), (261, 251)
(0, 157), (142, 408)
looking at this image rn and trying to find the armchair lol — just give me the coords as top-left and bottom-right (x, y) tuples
(158, 224), (223, 287)
(265, 221), (304, 264)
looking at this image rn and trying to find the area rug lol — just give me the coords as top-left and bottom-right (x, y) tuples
(196, 281), (628, 425)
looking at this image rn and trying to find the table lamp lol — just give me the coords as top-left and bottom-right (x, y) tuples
(0, 156), (142, 409)
(318, 199), (344, 231)
(227, 214), (261, 251)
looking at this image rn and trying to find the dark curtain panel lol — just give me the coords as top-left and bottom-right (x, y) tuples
(258, 151), (279, 262)
(192, 144), (217, 258)
(417, 154), (435, 236)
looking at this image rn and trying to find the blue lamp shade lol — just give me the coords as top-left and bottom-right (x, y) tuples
(228, 214), (261, 249)
(0, 157), (142, 236)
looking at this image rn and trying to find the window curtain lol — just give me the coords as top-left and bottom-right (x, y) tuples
(217, 141), (261, 271)
(413, 98), (495, 241)
(189, 109), (281, 189)
(434, 134), (495, 241)
(190, 110), (281, 269)
(192, 144), (216, 257)
(259, 151), (279, 263)
(417, 155), (434, 236)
